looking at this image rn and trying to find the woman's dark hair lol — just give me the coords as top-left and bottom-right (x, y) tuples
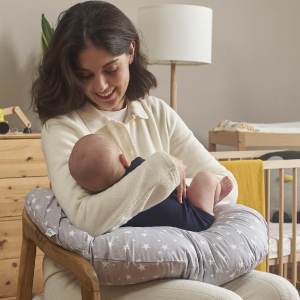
(31, 1), (157, 124)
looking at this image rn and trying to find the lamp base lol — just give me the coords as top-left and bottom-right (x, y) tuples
(170, 63), (177, 111)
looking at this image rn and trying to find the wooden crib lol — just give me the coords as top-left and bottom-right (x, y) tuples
(210, 150), (300, 288)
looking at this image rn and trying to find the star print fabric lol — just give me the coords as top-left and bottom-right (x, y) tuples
(25, 188), (268, 286)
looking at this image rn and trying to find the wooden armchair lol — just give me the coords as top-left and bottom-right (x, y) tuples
(16, 208), (101, 300)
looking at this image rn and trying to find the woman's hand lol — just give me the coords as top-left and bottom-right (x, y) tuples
(169, 154), (187, 204)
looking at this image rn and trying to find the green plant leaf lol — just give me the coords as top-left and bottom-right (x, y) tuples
(41, 14), (54, 54)
(41, 33), (48, 55)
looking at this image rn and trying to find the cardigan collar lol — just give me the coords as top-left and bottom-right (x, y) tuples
(76, 99), (148, 133)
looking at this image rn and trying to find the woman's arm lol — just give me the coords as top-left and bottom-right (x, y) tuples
(163, 102), (238, 205)
(42, 116), (179, 237)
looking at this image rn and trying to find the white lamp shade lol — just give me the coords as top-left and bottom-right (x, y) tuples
(138, 4), (213, 65)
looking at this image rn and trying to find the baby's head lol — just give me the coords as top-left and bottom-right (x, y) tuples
(69, 134), (129, 193)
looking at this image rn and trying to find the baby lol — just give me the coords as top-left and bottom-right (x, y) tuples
(68, 134), (233, 232)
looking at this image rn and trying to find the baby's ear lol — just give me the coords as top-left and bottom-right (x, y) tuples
(119, 153), (130, 169)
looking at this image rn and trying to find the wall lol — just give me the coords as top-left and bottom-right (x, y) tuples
(0, 0), (299, 149)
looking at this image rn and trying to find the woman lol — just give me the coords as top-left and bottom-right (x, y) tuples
(31, 1), (298, 299)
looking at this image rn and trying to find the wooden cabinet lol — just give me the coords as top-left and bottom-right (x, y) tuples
(0, 133), (50, 299)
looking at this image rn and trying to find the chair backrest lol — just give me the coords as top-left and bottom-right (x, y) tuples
(16, 208), (101, 300)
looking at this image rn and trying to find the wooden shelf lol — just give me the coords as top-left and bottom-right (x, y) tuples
(0, 132), (41, 140)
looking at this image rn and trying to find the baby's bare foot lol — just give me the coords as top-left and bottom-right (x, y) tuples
(214, 176), (233, 205)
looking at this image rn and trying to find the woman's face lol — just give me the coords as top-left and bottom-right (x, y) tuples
(76, 43), (135, 111)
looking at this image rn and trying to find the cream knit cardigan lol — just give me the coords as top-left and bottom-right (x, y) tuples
(41, 96), (238, 237)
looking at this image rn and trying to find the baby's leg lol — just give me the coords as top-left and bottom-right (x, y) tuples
(187, 172), (233, 213)
(215, 176), (234, 205)
(187, 171), (219, 214)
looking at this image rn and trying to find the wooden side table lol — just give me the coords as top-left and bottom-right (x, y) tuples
(0, 133), (50, 299)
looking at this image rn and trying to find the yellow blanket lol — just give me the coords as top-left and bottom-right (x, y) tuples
(220, 159), (266, 272)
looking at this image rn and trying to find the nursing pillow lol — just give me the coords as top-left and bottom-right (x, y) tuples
(25, 188), (268, 286)
(258, 151), (300, 222)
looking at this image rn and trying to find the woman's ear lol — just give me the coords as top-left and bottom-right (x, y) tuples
(120, 153), (130, 169)
(129, 41), (135, 63)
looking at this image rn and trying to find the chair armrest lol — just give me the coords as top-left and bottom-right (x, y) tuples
(22, 209), (100, 294)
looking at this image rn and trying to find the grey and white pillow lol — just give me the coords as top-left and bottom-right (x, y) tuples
(25, 188), (268, 286)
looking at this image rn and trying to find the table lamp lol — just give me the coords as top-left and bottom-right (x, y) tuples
(138, 4), (213, 111)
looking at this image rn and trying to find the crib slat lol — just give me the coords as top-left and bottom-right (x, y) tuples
(278, 169), (284, 277)
(263, 159), (300, 169)
(265, 169), (271, 273)
(283, 263), (288, 278)
(291, 168), (298, 286)
(210, 149), (289, 160)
